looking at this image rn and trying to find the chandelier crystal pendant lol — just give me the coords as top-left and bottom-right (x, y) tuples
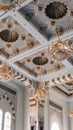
(0, 64), (14, 81)
(0, 0), (22, 11)
(48, 38), (72, 60)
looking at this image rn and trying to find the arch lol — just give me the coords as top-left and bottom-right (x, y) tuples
(0, 109), (3, 130)
(0, 94), (15, 120)
(51, 112), (61, 124)
(4, 112), (11, 130)
(50, 112), (62, 130)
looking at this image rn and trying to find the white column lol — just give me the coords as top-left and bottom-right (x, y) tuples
(44, 97), (49, 130)
(16, 87), (24, 130)
(67, 100), (73, 130)
(36, 102), (39, 130)
(62, 102), (69, 130)
(34, 102), (44, 130)
(24, 87), (30, 130)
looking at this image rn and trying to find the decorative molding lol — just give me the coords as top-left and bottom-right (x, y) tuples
(0, 84), (16, 95)
(53, 86), (73, 97)
(0, 94), (16, 120)
(45, 73), (73, 86)
(49, 100), (62, 111)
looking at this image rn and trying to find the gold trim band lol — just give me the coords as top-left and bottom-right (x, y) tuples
(0, 4), (13, 9)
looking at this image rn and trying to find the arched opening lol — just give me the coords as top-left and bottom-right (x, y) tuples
(4, 112), (11, 130)
(51, 122), (60, 130)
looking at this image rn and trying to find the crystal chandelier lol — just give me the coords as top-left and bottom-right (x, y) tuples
(48, 38), (72, 60)
(33, 85), (48, 103)
(0, 0), (22, 11)
(0, 64), (14, 81)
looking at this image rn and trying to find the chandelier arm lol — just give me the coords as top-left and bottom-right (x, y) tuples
(48, 37), (72, 60)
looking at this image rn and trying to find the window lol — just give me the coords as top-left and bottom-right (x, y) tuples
(0, 109), (3, 130)
(4, 112), (11, 130)
(51, 122), (60, 130)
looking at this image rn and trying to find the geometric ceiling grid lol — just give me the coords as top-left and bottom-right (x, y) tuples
(0, 16), (41, 59)
(19, 0), (73, 40)
(0, 0), (73, 100)
(15, 48), (65, 78)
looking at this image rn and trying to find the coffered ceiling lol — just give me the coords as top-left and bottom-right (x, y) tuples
(0, 0), (73, 100)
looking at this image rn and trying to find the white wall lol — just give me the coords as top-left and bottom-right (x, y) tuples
(23, 86), (70, 130)
(44, 98), (49, 130)
(16, 86), (24, 130)
(0, 85), (16, 130)
(67, 100), (73, 130)
(5, 81), (25, 130)
(24, 87), (30, 130)
(0, 81), (71, 130)
(6, 80), (25, 130)
(48, 89), (69, 130)
(0, 81), (24, 130)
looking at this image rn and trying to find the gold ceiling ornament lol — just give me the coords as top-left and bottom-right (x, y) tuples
(0, 64), (14, 81)
(69, 112), (73, 117)
(0, 0), (23, 11)
(33, 83), (49, 103)
(48, 38), (72, 60)
(66, 81), (73, 86)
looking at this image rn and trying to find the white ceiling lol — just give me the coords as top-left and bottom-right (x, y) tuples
(0, 0), (73, 99)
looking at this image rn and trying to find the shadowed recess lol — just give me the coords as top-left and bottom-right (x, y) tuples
(33, 56), (48, 65)
(45, 2), (67, 19)
(0, 29), (19, 42)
